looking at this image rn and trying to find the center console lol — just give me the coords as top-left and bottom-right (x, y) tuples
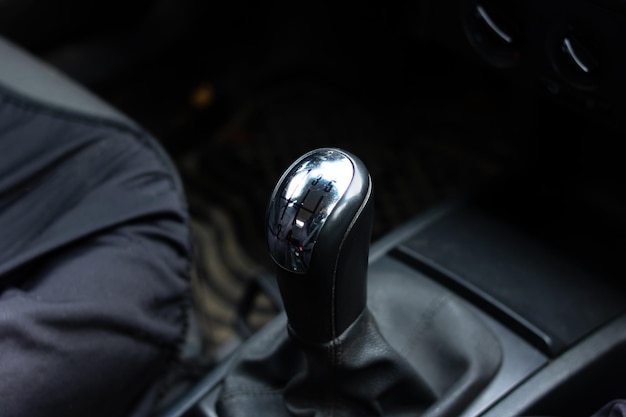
(157, 146), (626, 416)
(391, 173), (626, 416)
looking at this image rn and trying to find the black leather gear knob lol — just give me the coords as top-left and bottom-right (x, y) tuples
(266, 148), (374, 344)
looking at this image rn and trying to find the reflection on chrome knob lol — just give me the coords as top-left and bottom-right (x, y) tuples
(266, 148), (374, 343)
(267, 149), (354, 273)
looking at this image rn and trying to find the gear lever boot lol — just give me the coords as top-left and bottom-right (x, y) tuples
(215, 148), (502, 417)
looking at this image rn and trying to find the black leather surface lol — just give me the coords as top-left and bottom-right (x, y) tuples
(215, 256), (502, 417)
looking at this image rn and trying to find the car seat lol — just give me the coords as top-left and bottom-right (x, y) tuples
(0, 35), (193, 417)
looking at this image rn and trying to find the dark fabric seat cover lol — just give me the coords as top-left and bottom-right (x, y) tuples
(0, 42), (191, 417)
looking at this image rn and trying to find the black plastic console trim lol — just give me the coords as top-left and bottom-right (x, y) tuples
(392, 247), (554, 357)
(480, 313), (626, 417)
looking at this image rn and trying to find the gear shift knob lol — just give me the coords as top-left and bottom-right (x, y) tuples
(266, 148), (374, 344)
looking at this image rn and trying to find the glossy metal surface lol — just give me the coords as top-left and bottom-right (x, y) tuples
(267, 149), (355, 273)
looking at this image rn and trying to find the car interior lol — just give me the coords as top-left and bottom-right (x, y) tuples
(1, 0), (625, 416)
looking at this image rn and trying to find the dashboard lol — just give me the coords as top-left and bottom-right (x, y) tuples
(432, 0), (626, 133)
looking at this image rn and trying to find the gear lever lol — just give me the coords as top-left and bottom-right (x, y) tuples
(214, 147), (502, 417)
(266, 147), (374, 344)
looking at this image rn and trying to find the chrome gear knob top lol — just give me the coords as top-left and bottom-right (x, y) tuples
(266, 148), (374, 343)
(267, 149), (355, 273)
